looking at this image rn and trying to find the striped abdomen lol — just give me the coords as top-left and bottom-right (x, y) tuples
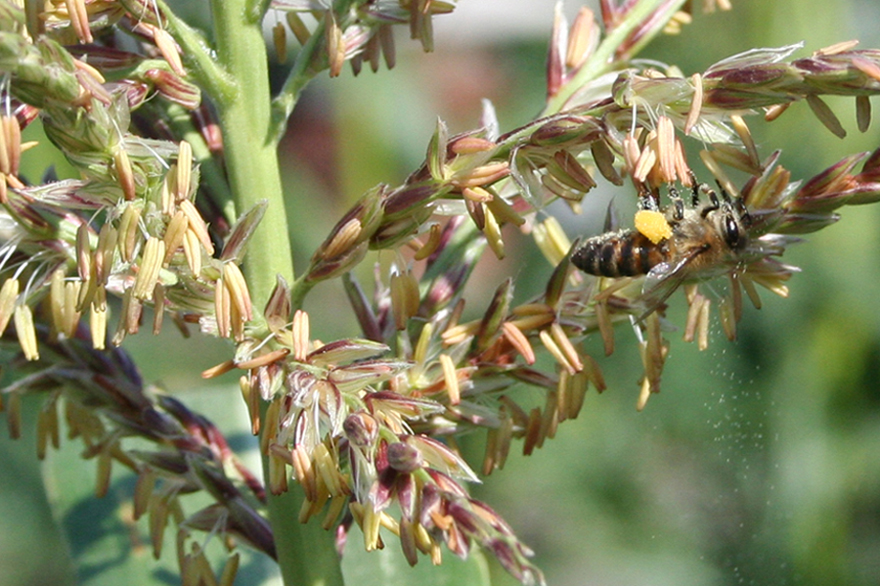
(571, 230), (667, 277)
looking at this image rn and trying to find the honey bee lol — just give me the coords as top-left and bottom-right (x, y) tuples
(572, 183), (751, 307)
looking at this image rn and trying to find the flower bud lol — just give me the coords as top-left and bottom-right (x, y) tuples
(382, 183), (439, 218)
(307, 338), (389, 367)
(529, 115), (599, 146)
(449, 136), (495, 155)
(343, 412), (379, 448)
(143, 68), (201, 110)
(427, 118), (449, 181)
(475, 278), (511, 352)
(566, 7), (598, 69)
(306, 240), (368, 282)
(387, 442), (422, 473)
(546, 150), (596, 193)
(325, 11), (344, 78)
(407, 435), (479, 483)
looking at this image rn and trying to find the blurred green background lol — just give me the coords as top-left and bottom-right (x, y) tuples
(3, 1), (880, 585)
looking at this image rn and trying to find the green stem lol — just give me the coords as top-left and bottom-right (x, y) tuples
(541, 0), (686, 116)
(270, 20), (326, 143)
(158, 0), (235, 102)
(269, 0), (369, 142)
(206, 1), (343, 585)
(209, 0), (295, 304)
(290, 275), (316, 314)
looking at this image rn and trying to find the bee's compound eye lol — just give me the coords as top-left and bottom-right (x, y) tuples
(724, 216), (742, 248)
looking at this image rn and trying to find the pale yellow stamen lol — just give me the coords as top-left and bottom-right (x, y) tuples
(539, 329), (576, 374)
(815, 39), (859, 56)
(175, 141), (192, 202)
(501, 321), (535, 364)
(118, 204), (141, 263)
(413, 223), (442, 260)
(114, 148), (136, 201)
(235, 348), (289, 370)
(222, 262), (253, 322)
(730, 114), (760, 170)
(214, 275), (230, 339)
(14, 303), (39, 360)
(153, 27), (186, 76)
(656, 116), (676, 182)
(162, 211), (188, 265)
(90, 301), (107, 349)
(273, 22), (288, 64)
(685, 73), (703, 135)
(178, 199), (214, 255)
(182, 229), (202, 276)
(292, 309), (310, 361)
(483, 209), (504, 259)
(442, 319), (478, 346)
(133, 237), (164, 300)
(439, 353), (460, 405)
(551, 322), (583, 372)
(286, 13), (311, 45)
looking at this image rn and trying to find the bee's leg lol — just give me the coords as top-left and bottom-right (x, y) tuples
(703, 185), (721, 212)
(638, 192), (659, 212)
(688, 173), (701, 206)
(668, 186), (685, 221)
(685, 169), (699, 193)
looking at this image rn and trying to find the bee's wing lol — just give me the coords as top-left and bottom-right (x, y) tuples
(637, 247), (707, 320)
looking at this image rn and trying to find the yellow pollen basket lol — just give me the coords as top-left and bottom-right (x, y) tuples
(634, 209), (672, 244)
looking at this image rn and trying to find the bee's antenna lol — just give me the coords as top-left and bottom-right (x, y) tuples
(667, 186), (685, 221)
(714, 181), (752, 227)
(732, 193), (752, 227)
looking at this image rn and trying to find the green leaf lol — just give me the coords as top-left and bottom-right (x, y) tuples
(44, 443), (168, 586)
(37, 382), (279, 586)
(342, 527), (492, 586)
(0, 395), (77, 586)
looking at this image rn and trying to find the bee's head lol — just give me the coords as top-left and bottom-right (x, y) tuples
(715, 203), (749, 251)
